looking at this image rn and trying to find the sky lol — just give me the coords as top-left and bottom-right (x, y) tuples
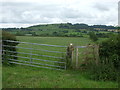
(0, 0), (119, 28)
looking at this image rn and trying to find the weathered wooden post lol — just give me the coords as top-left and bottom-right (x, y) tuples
(92, 44), (96, 62)
(92, 44), (99, 65)
(76, 46), (79, 69)
(95, 45), (99, 65)
(66, 43), (74, 69)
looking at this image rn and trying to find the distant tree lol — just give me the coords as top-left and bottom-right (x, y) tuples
(32, 32), (37, 36)
(59, 25), (69, 29)
(52, 32), (59, 36)
(91, 25), (116, 29)
(96, 33), (109, 38)
(62, 30), (68, 33)
(67, 22), (72, 25)
(16, 32), (23, 36)
(73, 23), (89, 29)
(74, 29), (81, 32)
(88, 32), (98, 42)
(82, 31), (87, 33)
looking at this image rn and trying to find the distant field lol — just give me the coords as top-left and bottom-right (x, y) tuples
(16, 36), (93, 46)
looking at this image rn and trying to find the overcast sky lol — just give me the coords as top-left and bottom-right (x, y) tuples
(0, 0), (119, 28)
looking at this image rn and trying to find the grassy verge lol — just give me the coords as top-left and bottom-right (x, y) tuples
(2, 65), (118, 88)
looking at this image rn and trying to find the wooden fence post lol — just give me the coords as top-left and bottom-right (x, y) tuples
(66, 43), (74, 68)
(95, 45), (99, 65)
(92, 45), (96, 62)
(92, 44), (99, 65)
(76, 47), (79, 69)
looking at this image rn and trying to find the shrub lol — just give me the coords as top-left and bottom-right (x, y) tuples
(83, 34), (120, 81)
(86, 62), (119, 81)
(99, 34), (120, 70)
(2, 31), (19, 65)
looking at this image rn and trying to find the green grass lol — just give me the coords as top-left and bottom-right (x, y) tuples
(2, 65), (118, 88)
(3, 36), (118, 88)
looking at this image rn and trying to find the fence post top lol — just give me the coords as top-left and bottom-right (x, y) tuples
(70, 43), (73, 46)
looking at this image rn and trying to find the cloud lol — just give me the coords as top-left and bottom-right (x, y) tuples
(0, 0), (119, 28)
(118, 1), (120, 26)
(93, 3), (109, 11)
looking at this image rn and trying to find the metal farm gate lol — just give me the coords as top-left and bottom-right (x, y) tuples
(2, 40), (99, 70)
(2, 40), (67, 70)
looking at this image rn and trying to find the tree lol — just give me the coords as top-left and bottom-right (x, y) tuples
(88, 32), (98, 42)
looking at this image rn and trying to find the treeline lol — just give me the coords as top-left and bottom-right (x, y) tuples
(4, 29), (112, 38)
(14, 31), (84, 37)
(58, 23), (116, 30)
(2, 23), (117, 31)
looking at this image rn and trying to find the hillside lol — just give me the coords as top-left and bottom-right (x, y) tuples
(2, 23), (118, 37)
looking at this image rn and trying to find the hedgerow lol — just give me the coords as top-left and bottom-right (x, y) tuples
(2, 31), (19, 65)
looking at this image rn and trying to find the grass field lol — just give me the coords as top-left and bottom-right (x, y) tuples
(2, 36), (118, 88)
(16, 36), (93, 45)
